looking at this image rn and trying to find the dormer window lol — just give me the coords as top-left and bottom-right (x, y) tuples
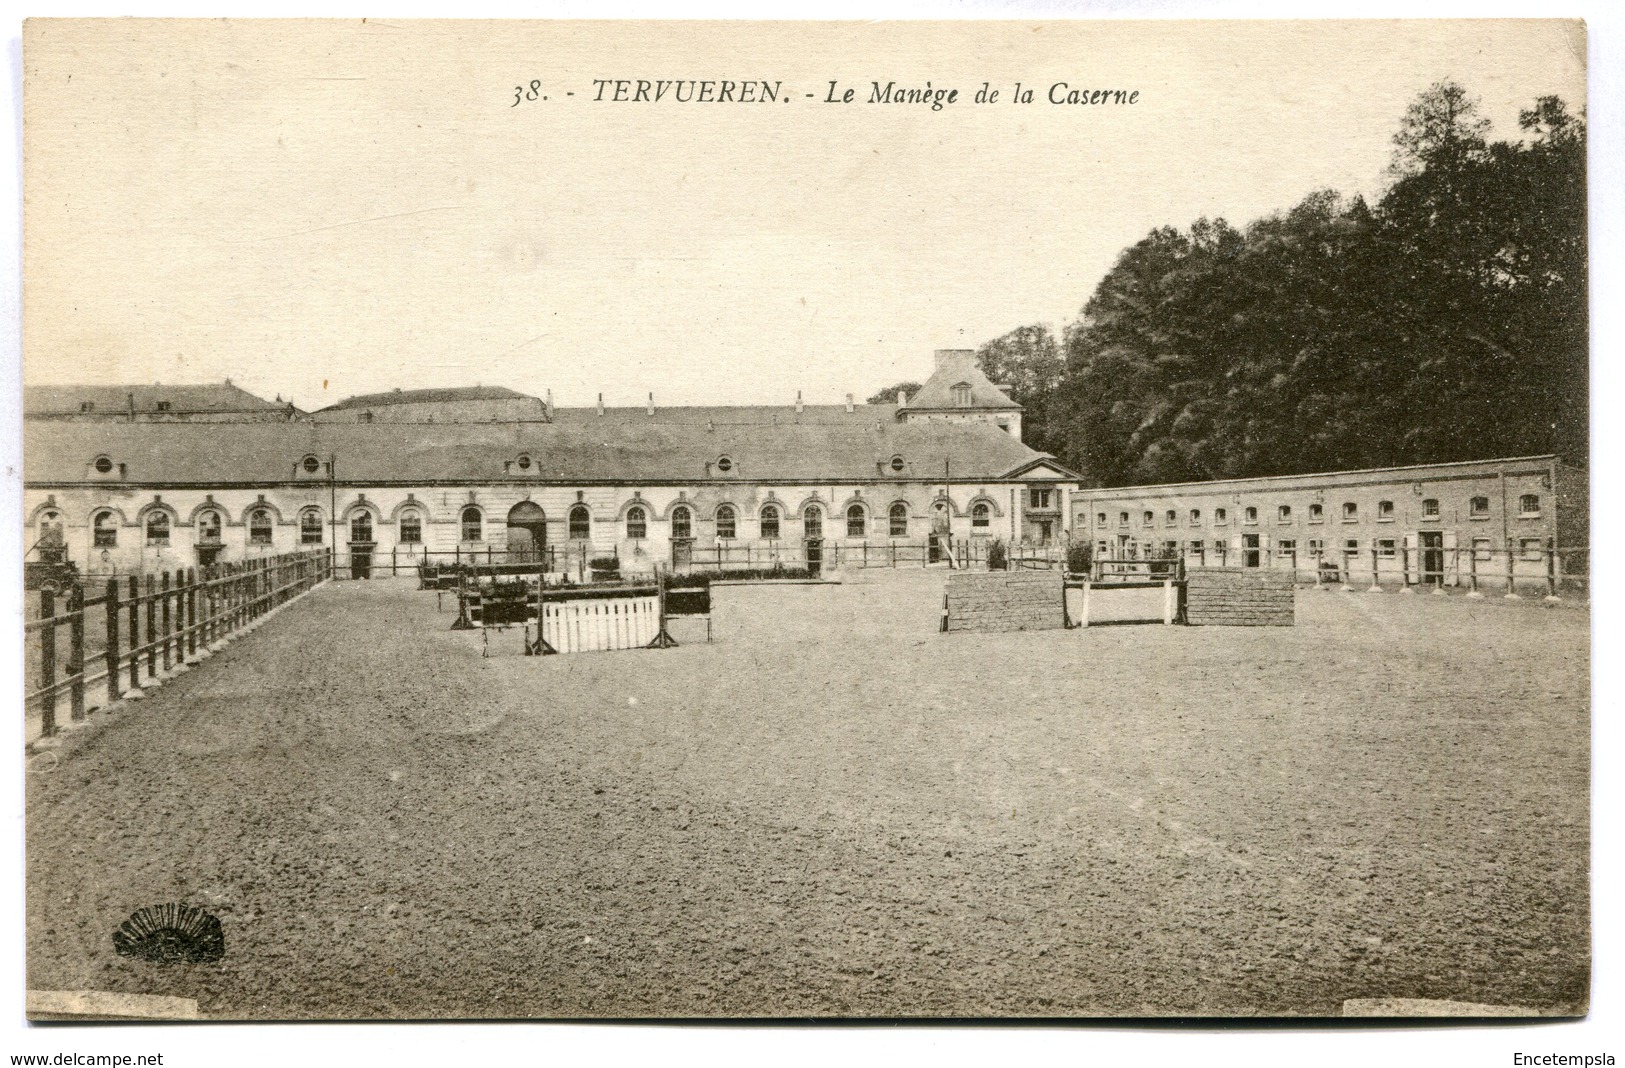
(716, 455), (734, 474)
(890, 454), (906, 473)
(951, 383), (972, 407)
(79, 401), (94, 413)
(93, 455), (114, 475)
(516, 454), (532, 471)
(302, 455), (322, 475)
(155, 400), (172, 412)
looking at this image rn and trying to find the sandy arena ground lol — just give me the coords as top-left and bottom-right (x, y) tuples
(24, 570), (1589, 1018)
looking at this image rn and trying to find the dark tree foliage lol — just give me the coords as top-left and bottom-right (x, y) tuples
(974, 325), (1065, 457)
(867, 381), (923, 404)
(1016, 83), (1586, 487)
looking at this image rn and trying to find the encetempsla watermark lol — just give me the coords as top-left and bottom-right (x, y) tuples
(1513, 1056), (1614, 1066)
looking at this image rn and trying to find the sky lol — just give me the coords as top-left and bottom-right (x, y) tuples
(22, 19), (1586, 412)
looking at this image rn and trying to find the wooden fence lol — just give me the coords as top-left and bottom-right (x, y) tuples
(24, 549), (333, 742)
(1176, 544), (1589, 598)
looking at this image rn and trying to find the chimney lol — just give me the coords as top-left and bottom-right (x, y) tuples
(127, 392), (136, 423)
(596, 392), (604, 416)
(544, 389), (554, 419)
(795, 390), (803, 415)
(647, 392), (655, 416)
(845, 393), (854, 413)
(897, 389), (910, 409)
(934, 348), (976, 371)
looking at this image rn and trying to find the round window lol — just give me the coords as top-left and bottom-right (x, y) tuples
(890, 455), (905, 472)
(516, 454), (531, 470)
(302, 455), (321, 474)
(93, 456), (114, 474)
(716, 456), (733, 473)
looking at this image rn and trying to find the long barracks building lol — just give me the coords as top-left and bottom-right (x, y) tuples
(1073, 455), (1588, 586)
(24, 350), (1081, 577)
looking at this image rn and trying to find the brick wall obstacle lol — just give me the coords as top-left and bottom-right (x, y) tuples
(1184, 568), (1295, 626)
(943, 571), (1065, 633)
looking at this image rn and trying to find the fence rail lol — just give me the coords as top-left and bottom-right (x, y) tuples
(24, 549), (333, 742)
(1167, 543), (1588, 597)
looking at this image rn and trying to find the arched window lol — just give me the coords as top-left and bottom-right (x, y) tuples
(715, 504), (737, 540)
(300, 508), (325, 544)
(93, 510), (118, 547)
(889, 502), (908, 537)
(146, 511), (171, 547)
(38, 510), (62, 543)
(671, 505), (692, 540)
(196, 510), (222, 543)
(803, 504), (823, 539)
(626, 506), (647, 540)
(1378, 500), (1394, 519)
(350, 511), (373, 543)
(1189, 509), (1201, 524)
(972, 502), (991, 529)
(951, 383), (972, 407)
(847, 504), (866, 537)
(461, 506), (483, 542)
(1165, 509), (1177, 525)
(398, 509), (422, 544)
(569, 504), (591, 540)
(248, 508), (273, 545)
(1342, 502), (1358, 520)
(1243, 506), (1258, 523)
(760, 504), (780, 540)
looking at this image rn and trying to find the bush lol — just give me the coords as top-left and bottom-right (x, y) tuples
(988, 538), (1009, 570)
(588, 556), (620, 571)
(1066, 542), (1093, 574)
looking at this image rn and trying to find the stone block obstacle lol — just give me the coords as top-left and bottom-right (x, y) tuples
(1184, 568), (1295, 626)
(943, 571), (1067, 632)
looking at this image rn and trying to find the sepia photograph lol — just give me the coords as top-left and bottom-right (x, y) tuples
(14, 12), (1596, 1036)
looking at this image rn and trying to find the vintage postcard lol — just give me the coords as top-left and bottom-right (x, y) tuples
(19, 18), (1589, 1021)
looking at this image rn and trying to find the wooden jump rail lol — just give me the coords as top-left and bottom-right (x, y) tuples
(1064, 558), (1186, 628)
(24, 548), (334, 741)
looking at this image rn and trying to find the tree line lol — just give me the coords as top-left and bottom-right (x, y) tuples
(877, 83), (1587, 487)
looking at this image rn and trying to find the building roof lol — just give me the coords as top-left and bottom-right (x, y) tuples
(318, 385), (538, 411)
(1072, 455), (1573, 497)
(904, 350), (1021, 412)
(24, 382), (291, 414)
(549, 404), (885, 426)
(24, 418), (1075, 486)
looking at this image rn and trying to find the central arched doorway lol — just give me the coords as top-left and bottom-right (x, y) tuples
(507, 501), (548, 563)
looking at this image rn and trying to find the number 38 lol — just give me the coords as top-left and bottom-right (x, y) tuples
(512, 80), (542, 106)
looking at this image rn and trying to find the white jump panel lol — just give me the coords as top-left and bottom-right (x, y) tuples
(541, 596), (659, 653)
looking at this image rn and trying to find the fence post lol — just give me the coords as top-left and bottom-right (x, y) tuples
(160, 570), (173, 673)
(1368, 547), (1382, 592)
(127, 575), (142, 694)
(67, 583), (86, 722)
(185, 567), (197, 659)
(145, 574), (158, 678)
(1504, 546), (1520, 599)
(105, 578), (122, 705)
(38, 588), (57, 737)
(1545, 545), (1561, 603)
(1398, 546), (1413, 593)
(1466, 546), (1482, 598)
